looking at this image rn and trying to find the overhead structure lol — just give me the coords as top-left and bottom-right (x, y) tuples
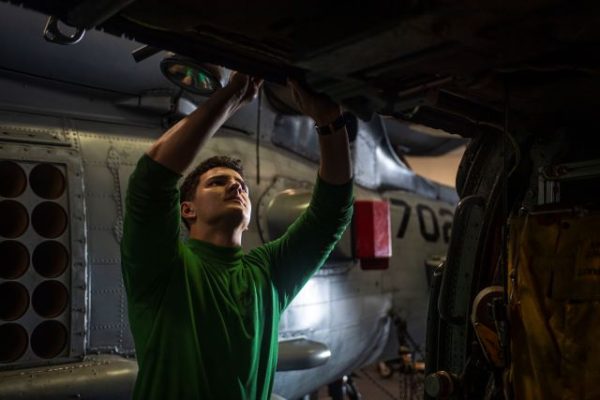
(13, 0), (600, 137)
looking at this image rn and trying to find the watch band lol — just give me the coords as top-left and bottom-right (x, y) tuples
(315, 114), (346, 136)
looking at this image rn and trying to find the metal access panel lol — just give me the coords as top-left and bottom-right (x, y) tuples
(0, 141), (86, 369)
(538, 158), (600, 205)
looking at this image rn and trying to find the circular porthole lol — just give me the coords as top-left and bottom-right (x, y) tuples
(29, 164), (65, 199)
(33, 241), (68, 278)
(0, 241), (29, 279)
(0, 161), (27, 198)
(32, 281), (68, 318)
(31, 320), (68, 359)
(31, 202), (67, 238)
(0, 323), (28, 362)
(0, 200), (28, 238)
(0, 282), (29, 321)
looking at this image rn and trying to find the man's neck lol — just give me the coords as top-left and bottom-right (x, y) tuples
(189, 226), (243, 248)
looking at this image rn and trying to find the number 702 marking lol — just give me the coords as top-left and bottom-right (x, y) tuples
(390, 199), (454, 243)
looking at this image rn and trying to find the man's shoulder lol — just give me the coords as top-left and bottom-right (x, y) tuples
(243, 245), (269, 264)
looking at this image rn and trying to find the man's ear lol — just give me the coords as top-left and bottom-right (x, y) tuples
(181, 201), (196, 220)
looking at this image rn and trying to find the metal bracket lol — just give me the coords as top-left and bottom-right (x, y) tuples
(43, 16), (85, 45)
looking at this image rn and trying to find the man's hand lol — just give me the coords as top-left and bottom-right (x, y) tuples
(227, 73), (264, 111)
(288, 79), (351, 184)
(288, 79), (342, 126)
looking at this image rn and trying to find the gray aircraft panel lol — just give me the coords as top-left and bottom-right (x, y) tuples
(85, 194), (119, 230)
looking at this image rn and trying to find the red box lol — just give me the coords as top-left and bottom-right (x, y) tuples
(353, 200), (391, 269)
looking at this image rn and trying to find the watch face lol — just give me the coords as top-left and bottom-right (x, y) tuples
(332, 114), (347, 130)
(316, 124), (333, 136)
(315, 126), (328, 135)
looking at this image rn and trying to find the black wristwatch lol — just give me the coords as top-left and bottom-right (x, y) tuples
(315, 114), (346, 136)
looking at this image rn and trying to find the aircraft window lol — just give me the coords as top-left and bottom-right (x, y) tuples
(31, 202), (68, 238)
(29, 163), (66, 199)
(33, 241), (69, 278)
(32, 281), (68, 318)
(30, 320), (68, 359)
(0, 160), (27, 197)
(0, 323), (28, 362)
(0, 240), (29, 279)
(0, 200), (29, 238)
(0, 282), (29, 321)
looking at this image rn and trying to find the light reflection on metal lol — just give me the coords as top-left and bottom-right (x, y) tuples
(277, 337), (331, 371)
(294, 202), (310, 210)
(0, 355), (137, 399)
(105, 368), (133, 377)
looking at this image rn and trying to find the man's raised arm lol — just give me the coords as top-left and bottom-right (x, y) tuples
(261, 81), (354, 310)
(121, 73), (261, 304)
(147, 74), (262, 173)
(288, 80), (352, 184)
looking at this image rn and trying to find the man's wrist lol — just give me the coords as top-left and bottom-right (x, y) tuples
(314, 111), (343, 127)
(221, 82), (245, 102)
(212, 84), (245, 114)
(315, 113), (346, 136)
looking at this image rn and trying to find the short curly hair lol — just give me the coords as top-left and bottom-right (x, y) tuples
(179, 156), (244, 228)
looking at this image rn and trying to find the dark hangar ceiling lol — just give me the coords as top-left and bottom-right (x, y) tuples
(5, 0), (600, 137)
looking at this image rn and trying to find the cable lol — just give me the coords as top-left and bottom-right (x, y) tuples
(253, 89), (266, 245)
(256, 89), (262, 185)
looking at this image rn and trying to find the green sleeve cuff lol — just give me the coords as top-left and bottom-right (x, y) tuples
(310, 175), (354, 215)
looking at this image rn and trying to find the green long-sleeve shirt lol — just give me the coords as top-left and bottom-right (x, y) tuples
(121, 155), (353, 400)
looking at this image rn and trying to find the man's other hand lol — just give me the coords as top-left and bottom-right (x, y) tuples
(288, 79), (342, 126)
(227, 73), (263, 110)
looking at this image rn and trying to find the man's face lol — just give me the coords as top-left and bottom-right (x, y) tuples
(183, 167), (251, 231)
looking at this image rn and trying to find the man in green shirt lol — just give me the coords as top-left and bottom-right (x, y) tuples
(121, 73), (354, 399)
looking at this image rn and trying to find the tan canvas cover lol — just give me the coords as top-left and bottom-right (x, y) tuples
(508, 212), (600, 400)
